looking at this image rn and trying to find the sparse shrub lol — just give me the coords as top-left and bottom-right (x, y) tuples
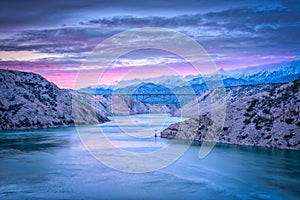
(53, 121), (63, 126)
(252, 117), (261, 124)
(265, 121), (273, 128)
(9, 70), (17, 75)
(8, 95), (15, 101)
(284, 133), (293, 139)
(255, 125), (262, 130)
(244, 112), (251, 117)
(265, 127), (271, 131)
(0, 115), (9, 124)
(282, 92), (290, 101)
(246, 107), (254, 112)
(68, 120), (74, 124)
(8, 103), (23, 115)
(36, 120), (42, 127)
(290, 81), (299, 93)
(243, 119), (251, 125)
(265, 135), (271, 139)
(250, 99), (258, 106)
(263, 109), (270, 114)
(0, 106), (6, 112)
(15, 81), (24, 88)
(269, 88), (275, 96)
(19, 118), (31, 127)
(285, 118), (294, 124)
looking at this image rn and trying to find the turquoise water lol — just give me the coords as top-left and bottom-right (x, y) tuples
(0, 114), (299, 200)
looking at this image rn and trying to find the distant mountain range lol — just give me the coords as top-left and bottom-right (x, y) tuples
(175, 60), (300, 93)
(124, 82), (179, 105)
(78, 86), (113, 95)
(78, 60), (300, 104)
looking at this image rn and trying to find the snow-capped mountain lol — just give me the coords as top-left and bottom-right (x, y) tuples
(79, 60), (300, 96)
(79, 76), (190, 95)
(116, 75), (188, 90)
(219, 60), (300, 83)
(184, 60), (300, 93)
(186, 60), (300, 83)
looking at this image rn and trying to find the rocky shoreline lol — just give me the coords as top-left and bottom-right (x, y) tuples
(161, 78), (300, 150)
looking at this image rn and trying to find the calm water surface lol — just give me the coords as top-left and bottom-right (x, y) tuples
(0, 114), (299, 200)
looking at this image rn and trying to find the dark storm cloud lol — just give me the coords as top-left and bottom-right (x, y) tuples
(0, 27), (124, 55)
(79, 4), (300, 34)
(0, 0), (279, 29)
(79, 15), (204, 27)
(2, 2), (298, 55)
(0, 0), (299, 73)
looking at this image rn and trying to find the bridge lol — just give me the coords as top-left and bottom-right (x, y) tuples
(112, 93), (196, 105)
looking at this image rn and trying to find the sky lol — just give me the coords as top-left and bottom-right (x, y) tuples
(0, 0), (299, 88)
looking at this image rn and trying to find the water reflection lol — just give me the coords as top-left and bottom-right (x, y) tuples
(0, 129), (71, 153)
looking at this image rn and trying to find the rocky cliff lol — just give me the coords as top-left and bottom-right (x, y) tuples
(0, 69), (178, 130)
(0, 69), (110, 130)
(162, 78), (300, 150)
